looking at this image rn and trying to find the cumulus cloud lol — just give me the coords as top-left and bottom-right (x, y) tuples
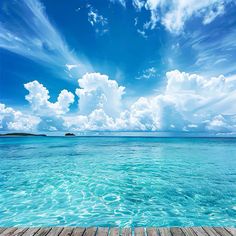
(87, 109), (115, 130)
(0, 103), (40, 131)
(63, 70), (236, 132)
(1, 71), (236, 133)
(206, 115), (236, 132)
(37, 116), (67, 132)
(63, 109), (116, 131)
(127, 70), (236, 131)
(76, 73), (125, 117)
(165, 70), (236, 118)
(132, 0), (232, 33)
(24, 80), (74, 115)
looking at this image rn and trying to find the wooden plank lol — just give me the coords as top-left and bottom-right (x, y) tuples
(170, 227), (185, 236)
(192, 227), (208, 236)
(213, 228), (233, 236)
(202, 227), (219, 236)
(34, 228), (52, 236)
(109, 228), (120, 236)
(134, 228), (145, 236)
(146, 228), (158, 236)
(225, 228), (236, 236)
(158, 227), (172, 236)
(21, 228), (40, 236)
(11, 228), (28, 236)
(0, 228), (18, 236)
(96, 228), (109, 236)
(71, 228), (85, 236)
(59, 228), (74, 236)
(83, 228), (97, 236)
(181, 227), (196, 236)
(121, 228), (131, 236)
(0, 227), (234, 236)
(46, 228), (63, 236)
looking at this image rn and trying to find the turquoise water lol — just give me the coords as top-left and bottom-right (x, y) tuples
(0, 137), (236, 227)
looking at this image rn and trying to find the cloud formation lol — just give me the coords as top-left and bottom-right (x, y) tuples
(1, 70), (236, 133)
(110, 0), (126, 8)
(76, 73), (125, 117)
(0, 103), (40, 131)
(136, 67), (158, 80)
(0, 0), (90, 77)
(87, 6), (109, 35)
(133, 0), (232, 33)
(24, 80), (74, 115)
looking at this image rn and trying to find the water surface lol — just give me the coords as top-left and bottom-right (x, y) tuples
(0, 137), (236, 227)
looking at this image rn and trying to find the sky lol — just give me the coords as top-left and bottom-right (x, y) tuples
(0, 0), (236, 133)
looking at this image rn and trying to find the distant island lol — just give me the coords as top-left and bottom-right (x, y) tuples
(65, 133), (76, 136)
(0, 133), (47, 137)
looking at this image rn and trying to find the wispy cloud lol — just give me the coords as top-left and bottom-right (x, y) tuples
(0, 0), (91, 78)
(189, 27), (236, 75)
(132, 0), (145, 11)
(202, 2), (225, 25)
(137, 29), (148, 38)
(87, 5), (109, 36)
(110, 0), (126, 8)
(132, 0), (234, 34)
(136, 67), (158, 80)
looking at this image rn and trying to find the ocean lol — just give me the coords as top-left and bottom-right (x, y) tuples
(0, 136), (236, 227)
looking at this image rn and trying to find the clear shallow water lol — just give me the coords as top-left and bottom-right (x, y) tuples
(0, 137), (236, 227)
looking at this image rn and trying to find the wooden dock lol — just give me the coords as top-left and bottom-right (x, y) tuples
(0, 227), (235, 236)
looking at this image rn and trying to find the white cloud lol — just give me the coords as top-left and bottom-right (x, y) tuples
(137, 29), (148, 38)
(37, 116), (67, 132)
(0, 0), (91, 76)
(165, 70), (236, 101)
(24, 80), (74, 115)
(132, 0), (232, 33)
(133, 0), (145, 11)
(203, 2), (225, 25)
(87, 6), (108, 35)
(143, 0), (160, 30)
(1, 70), (236, 133)
(87, 109), (115, 130)
(65, 70), (236, 132)
(0, 103), (40, 131)
(110, 94), (187, 131)
(116, 97), (160, 130)
(76, 73), (125, 117)
(63, 115), (88, 131)
(65, 64), (79, 71)
(136, 67), (158, 80)
(164, 70), (236, 122)
(110, 0), (126, 8)
(122, 70), (236, 132)
(206, 115), (228, 131)
(181, 27), (236, 76)
(63, 109), (116, 131)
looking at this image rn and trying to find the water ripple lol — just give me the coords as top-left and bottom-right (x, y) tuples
(0, 137), (236, 227)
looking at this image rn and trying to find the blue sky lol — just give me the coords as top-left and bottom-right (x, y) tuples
(1, 0), (236, 133)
